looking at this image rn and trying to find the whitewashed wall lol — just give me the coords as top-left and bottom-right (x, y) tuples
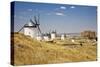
(51, 33), (56, 40)
(24, 27), (37, 38)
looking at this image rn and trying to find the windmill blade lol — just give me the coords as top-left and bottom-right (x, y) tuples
(18, 24), (26, 32)
(37, 25), (41, 34)
(34, 16), (38, 24)
(30, 19), (36, 25)
(37, 14), (40, 24)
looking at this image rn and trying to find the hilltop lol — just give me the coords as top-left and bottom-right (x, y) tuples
(11, 33), (97, 66)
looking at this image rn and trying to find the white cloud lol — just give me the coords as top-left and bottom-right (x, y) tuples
(55, 12), (64, 16)
(70, 6), (75, 9)
(27, 9), (32, 11)
(60, 6), (66, 10)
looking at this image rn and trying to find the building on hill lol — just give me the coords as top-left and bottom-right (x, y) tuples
(51, 31), (56, 40)
(24, 22), (38, 38)
(43, 33), (50, 41)
(61, 34), (66, 40)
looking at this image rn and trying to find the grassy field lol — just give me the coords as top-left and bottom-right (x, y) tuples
(11, 33), (97, 66)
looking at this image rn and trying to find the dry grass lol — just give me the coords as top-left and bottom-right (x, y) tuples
(11, 33), (97, 66)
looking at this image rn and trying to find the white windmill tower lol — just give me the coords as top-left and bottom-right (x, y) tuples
(51, 30), (56, 40)
(18, 15), (42, 39)
(61, 34), (66, 40)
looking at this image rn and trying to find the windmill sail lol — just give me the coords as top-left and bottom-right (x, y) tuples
(30, 19), (36, 25)
(38, 14), (40, 24)
(37, 14), (41, 34)
(37, 25), (41, 34)
(34, 16), (38, 25)
(18, 24), (26, 32)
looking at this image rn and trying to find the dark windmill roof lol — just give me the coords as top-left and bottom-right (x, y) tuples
(51, 31), (56, 34)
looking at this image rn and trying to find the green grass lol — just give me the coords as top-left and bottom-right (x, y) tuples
(11, 33), (97, 66)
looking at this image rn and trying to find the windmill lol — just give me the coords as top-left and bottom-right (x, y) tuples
(18, 14), (42, 38)
(51, 30), (57, 40)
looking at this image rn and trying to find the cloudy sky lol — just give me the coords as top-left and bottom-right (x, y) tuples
(12, 1), (97, 33)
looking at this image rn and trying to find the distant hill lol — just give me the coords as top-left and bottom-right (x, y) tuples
(11, 33), (97, 66)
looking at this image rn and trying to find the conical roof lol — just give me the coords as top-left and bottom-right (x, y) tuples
(24, 21), (36, 27)
(28, 22), (34, 26)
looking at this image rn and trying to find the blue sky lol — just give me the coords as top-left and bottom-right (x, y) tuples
(13, 1), (97, 33)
